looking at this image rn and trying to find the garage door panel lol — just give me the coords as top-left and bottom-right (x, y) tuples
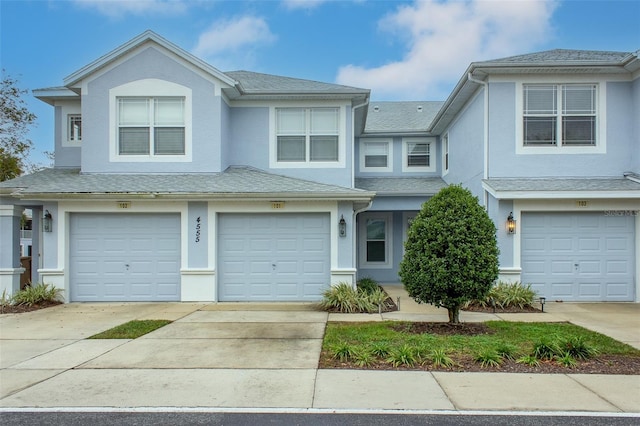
(218, 213), (330, 301)
(521, 212), (634, 302)
(70, 213), (180, 302)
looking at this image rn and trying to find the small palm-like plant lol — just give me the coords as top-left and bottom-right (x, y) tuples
(331, 342), (358, 362)
(353, 351), (376, 367)
(368, 342), (391, 358)
(475, 350), (502, 368)
(516, 354), (540, 367)
(12, 283), (63, 306)
(555, 352), (578, 368)
(556, 336), (599, 360)
(387, 345), (417, 367)
(429, 348), (455, 368)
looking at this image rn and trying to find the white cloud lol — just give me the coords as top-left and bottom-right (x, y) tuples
(72, 0), (189, 18)
(192, 16), (277, 70)
(336, 0), (559, 100)
(281, 0), (329, 11)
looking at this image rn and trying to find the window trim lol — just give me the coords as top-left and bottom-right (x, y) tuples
(67, 114), (82, 143)
(402, 137), (435, 173)
(516, 81), (606, 155)
(358, 212), (393, 269)
(359, 139), (393, 172)
(109, 79), (192, 162)
(269, 104), (346, 169)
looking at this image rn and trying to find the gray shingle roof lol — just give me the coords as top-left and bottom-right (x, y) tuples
(481, 49), (632, 65)
(355, 177), (447, 195)
(1, 167), (374, 200)
(225, 70), (369, 96)
(484, 178), (640, 194)
(364, 101), (443, 133)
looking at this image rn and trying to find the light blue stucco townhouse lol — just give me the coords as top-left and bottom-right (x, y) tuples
(1, 31), (639, 303)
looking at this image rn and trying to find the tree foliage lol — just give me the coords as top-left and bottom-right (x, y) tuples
(399, 185), (499, 323)
(1, 70), (36, 181)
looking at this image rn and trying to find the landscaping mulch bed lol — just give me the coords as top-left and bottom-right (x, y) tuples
(320, 352), (640, 375)
(0, 301), (63, 314)
(463, 303), (541, 313)
(320, 321), (640, 375)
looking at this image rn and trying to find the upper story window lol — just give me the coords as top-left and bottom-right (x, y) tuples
(118, 97), (185, 155)
(68, 114), (82, 142)
(518, 83), (604, 154)
(109, 79), (192, 163)
(360, 139), (392, 172)
(270, 105), (346, 169)
(276, 107), (339, 162)
(402, 137), (435, 172)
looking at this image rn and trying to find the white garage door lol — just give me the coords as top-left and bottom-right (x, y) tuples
(70, 213), (181, 302)
(218, 213), (330, 301)
(521, 212), (635, 301)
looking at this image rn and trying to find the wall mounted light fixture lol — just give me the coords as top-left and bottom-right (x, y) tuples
(43, 210), (53, 233)
(338, 215), (347, 237)
(506, 212), (516, 234)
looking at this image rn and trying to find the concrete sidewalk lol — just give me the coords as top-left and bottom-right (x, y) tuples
(1, 295), (639, 413)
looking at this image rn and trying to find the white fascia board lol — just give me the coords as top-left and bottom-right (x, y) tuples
(484, 189), (640, 200)
(63, 30), (237, 88)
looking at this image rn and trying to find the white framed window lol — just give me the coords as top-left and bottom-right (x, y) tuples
(516, 82), (605, 154)
(442, 133), (449, 174)
(68, 114), (82, 142)
(109, 79), (192, 162)
(360, 139), (392, 172)
(275, 107), (339, 163)
(118, 97), (185, 155)
(402, 137), (435, 172)
(359, 212), (392, 268)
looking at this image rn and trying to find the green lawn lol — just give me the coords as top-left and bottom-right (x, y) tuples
(88, 320), (172, 339)
(322, 321), (640, 369)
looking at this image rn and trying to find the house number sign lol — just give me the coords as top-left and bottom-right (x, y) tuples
(195, 216), (201, 243)
(117, 201), (131, 209)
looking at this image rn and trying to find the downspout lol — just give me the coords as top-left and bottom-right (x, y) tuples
(352, 199), (373, 283)
(467, 72), (489, 208)
(351, 98), (369, 188)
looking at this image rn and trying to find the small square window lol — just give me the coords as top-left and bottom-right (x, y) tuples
(68, 114), (82, 142)
(402, 138), (435, 172)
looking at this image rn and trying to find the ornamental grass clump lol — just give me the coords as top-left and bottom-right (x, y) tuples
(318, 281), (388, 313)
(11, 283), (63, 306)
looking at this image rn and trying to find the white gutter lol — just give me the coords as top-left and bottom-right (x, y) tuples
(351, 99), (370, 188)
(468, 72), (489, 208)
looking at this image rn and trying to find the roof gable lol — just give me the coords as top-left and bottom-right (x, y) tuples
(63, 30), (237, 88)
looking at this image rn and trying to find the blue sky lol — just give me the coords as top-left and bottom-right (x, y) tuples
(1, 0), (639, 166)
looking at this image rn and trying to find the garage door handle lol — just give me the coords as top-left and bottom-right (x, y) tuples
(125, 264), (130, 270)
(272, 263), (276, 270)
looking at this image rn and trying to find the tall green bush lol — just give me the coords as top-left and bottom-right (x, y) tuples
(399, 185), (499, 323)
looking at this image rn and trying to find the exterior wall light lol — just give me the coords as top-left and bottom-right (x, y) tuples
(43, 210), (53, 233)
(338, 215), (347, 237)
(506, 212), (516, 234)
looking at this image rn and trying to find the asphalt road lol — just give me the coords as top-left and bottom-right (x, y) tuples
(1, 412), (638, 426)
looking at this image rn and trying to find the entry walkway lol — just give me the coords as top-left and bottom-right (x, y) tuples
(0, 295), (638, 413)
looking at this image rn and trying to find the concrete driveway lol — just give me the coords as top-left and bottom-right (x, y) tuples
(0, 302), (329, 407)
